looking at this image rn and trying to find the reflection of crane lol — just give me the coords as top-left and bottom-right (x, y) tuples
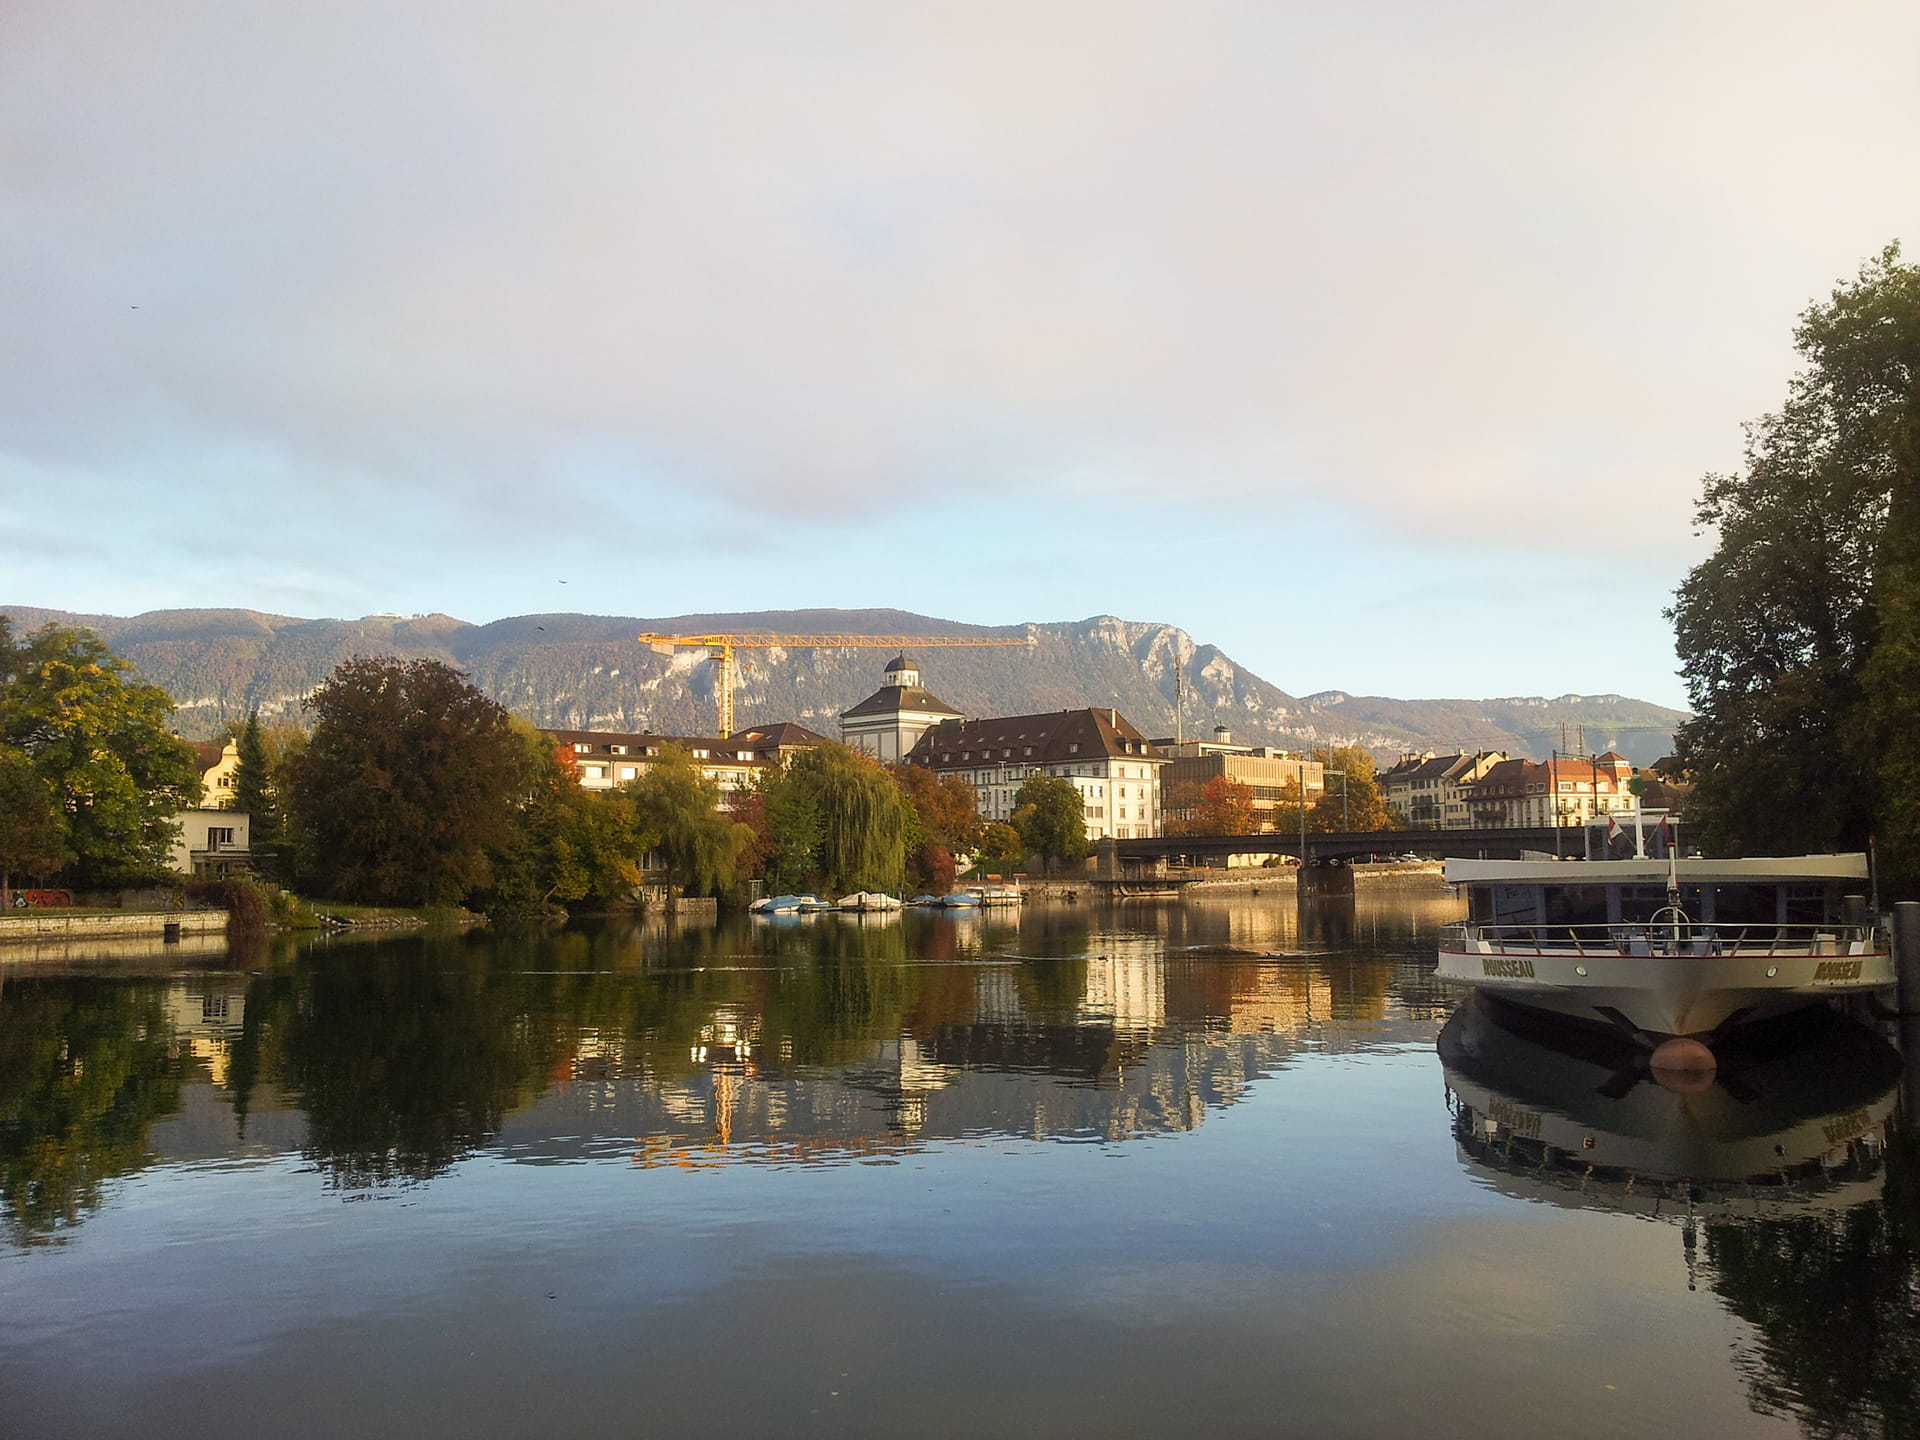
(637, 632), (1036, 738)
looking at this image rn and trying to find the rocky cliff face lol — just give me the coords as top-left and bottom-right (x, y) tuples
(0, 604), (1687, 763)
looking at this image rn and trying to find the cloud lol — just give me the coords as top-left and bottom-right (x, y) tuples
(0, 0), (1914, 684)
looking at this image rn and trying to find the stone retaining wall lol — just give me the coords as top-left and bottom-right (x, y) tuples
(0, 909), (229, 946)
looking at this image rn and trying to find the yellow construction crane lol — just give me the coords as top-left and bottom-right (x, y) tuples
(637, 631), (1035, 738)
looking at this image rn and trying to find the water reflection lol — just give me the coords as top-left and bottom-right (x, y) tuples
(1, 894), (1456, 1243)
(1440, 994), (1920, 1436)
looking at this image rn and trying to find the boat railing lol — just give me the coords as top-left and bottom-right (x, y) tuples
(1442, 920), (1883, 959)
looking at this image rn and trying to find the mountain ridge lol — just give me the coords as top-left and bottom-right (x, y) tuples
(0, 604), (1689, 764)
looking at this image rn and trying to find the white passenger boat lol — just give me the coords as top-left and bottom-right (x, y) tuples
(1436, 822), (1892, 1047)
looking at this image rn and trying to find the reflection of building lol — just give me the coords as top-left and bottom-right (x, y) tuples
(1154, 726), (1323, 833)
(165, 985), (247, 1086)
(1079, 956), (1165, 1032)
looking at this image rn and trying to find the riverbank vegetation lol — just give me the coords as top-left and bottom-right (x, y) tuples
(1671, 245), (1919, 894)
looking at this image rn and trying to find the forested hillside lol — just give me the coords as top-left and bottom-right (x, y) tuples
(0, 605), (1687, 762)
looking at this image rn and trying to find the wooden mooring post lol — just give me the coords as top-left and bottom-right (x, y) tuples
(1895, 902), (1920, 1016)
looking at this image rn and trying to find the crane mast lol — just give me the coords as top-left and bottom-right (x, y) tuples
(637, 631), (1035, 738)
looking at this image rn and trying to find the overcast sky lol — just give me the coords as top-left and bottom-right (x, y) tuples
(4, 2), (1916, 708)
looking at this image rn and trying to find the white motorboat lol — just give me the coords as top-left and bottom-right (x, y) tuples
(835, 891), (904, 912)
(1436, 822), (1892, 1046)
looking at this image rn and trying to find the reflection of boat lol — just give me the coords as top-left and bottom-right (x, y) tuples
(1438, 994), (1901, 1218)
(1436, 843), (1892, 1045)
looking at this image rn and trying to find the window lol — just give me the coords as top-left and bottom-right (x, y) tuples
(693, 749), (710, 759)
(206, 826), (235, 850)
(618, 766), (637, 780)
(1068, 743), (1079, 754)
(611, 745), (627, 754)
(585, 765), (606, 779)
(574, 743), (590, 754)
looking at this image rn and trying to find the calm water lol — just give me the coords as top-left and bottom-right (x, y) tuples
(2, 887), (1914, 1439)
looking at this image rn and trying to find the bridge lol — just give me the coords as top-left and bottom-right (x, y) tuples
(1112, 826), (1572, 866)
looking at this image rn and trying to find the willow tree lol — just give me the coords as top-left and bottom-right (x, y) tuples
(626, 745), (752, 899)
(764, 744), (910, 896)
(1670, 245), (1919, 885)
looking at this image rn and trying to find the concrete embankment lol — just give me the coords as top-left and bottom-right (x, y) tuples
(0, 908), (228, 950)
(1176, 862), (1445, 894)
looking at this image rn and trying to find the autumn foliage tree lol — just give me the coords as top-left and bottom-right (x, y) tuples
(0, 619), (201, 885)
(890, 763), (983, 891)
(1307, 746), (1393, 832)
(287, 657), (536, 906)
(1195, 775), (1256, 834)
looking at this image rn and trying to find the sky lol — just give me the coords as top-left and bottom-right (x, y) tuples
(3, 2), (1917, 710)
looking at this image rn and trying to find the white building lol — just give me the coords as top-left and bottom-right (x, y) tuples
(543, 723), (829, 796)
(838, 655), (965, 764)
(905, 705), (1169, 841)
(169, 809), (251, 877)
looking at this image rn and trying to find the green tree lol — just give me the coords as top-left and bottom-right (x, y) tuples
(489, 738), (654, 913)
(0, 619), (201, 885)
(286, 657), (535, 906)
(1670, 245), (1919, 883)
(230, 710), (287, 879)
(627, 745), (752, 899)
(1011, 774), (1090, 871)
(0, 745), (68, 905)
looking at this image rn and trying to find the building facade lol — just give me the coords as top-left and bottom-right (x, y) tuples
(169, 808), (251, 877)
(1379, 751), (1509, 830)
(839, 656), (965, 763)
(1152, 726), (1325, 833)
(1457, 752), (1637, 828)
(906, 707), (1169, 840)
(543, 722), (829, 796)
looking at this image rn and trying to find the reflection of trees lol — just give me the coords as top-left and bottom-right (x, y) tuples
(0, 980), (185, 1245)
(267, 934), (567, 1187)
(1704, 1119), (1920, 1438)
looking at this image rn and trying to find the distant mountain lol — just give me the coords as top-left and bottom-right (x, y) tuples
(0, 604), (1689, 764)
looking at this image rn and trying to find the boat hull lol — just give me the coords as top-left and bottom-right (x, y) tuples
(1435, 941), (1894, 1040)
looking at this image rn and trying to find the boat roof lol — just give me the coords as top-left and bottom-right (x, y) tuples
(1444, 854), (1870, 885)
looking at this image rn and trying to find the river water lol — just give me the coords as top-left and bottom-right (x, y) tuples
(1, 886), (1913, 1439)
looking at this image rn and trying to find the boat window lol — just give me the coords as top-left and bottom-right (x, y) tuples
(1543, 885), (1608, 927)
(1711, 885), (1779, 926)
(1784, 886), (1829, 925)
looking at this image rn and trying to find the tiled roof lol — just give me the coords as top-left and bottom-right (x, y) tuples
(907, 708), (1166, 768)
(840, 685), (964, 721)
(541, 725), (827, 761)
